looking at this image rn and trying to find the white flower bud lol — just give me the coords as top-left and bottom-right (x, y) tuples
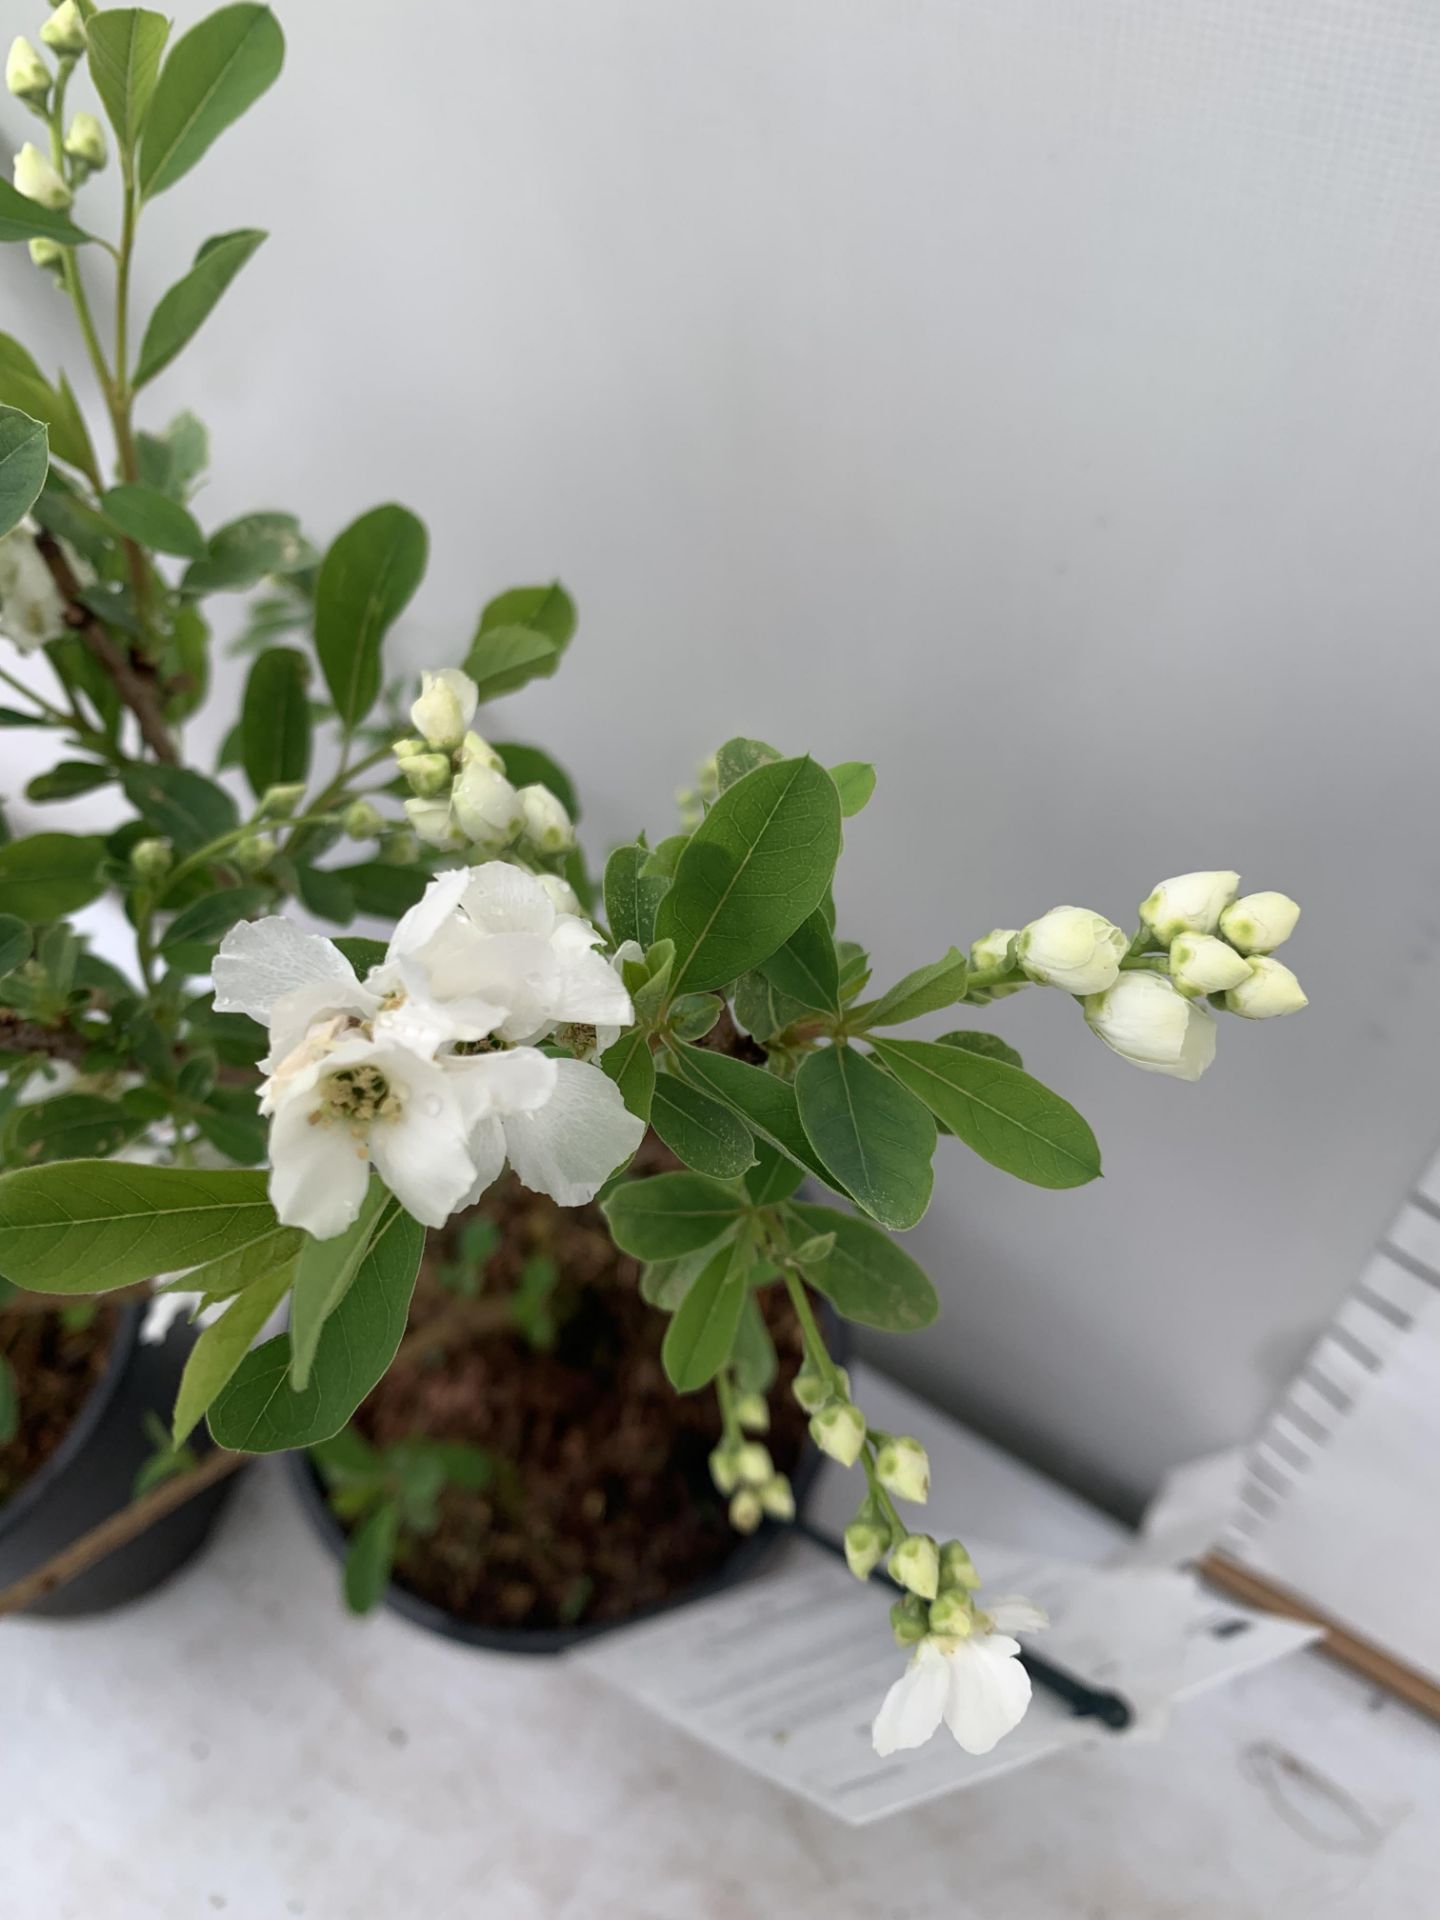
(1139, 870), (1240, 945)
(928, 1589), (976, 1637)
(1169, 932), (1252, 998)
(535, 871), (582, 916)
(40, 4), (86, 55)
(400, 750), (452, 800)
(451, 761), (524, 850)
(759, 1474), (795, 1521)
(938, 1539), (981, 1592)
(342, 799), (384, 839)
(14, 142), (69, 210)
(970, 928), (1017, 973)
(403, 795), (464, 851)
(728, 1488), (763, 1534)
(845, 1519), (891, 1580)
(736, 1441), (773, 1487)
(62, 111), (106, 172)
(0, 526), (68, 650)
(517, 783), (575, 855)
(1083, 971), (1217, 1081)
(1223, 956), (1308, 1020)
(875, 1436), (930, 1504)
(1219, 891), (1300, 956)
(457, 730), (505, 771)
(1017, 906), (1128, 994)
(410, 666), (477, 751)
(27, 236), (64, 274)
(6, 38), (51, 103)
(708, 1444), (741, 1495)
(809, 1400), (866, 1468)
(889, 1533), (940, 1601)
(890, 1594), (929, 1646)
(735, 1390), (769, 1433)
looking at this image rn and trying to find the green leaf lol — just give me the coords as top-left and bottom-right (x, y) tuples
(600, 1029), (655, 1124)
(730, 1293), (778, 1394)
(0, 915), (30, 975)
(794, 1045), (934, 1230)
(134, 228), (266, 387)
(171, 1257), (293, 1444)
(159, 885), (267, 959)
(0, 1163), (276, 1293)
(490, 742), (578, 820)
(343, 1499), (399, 1614)
(757, 909), (840, 1015)
(87, 8), (170, 152)
(169, 1221), (303, 1306)
(163, 601), (210, 721)
(295, 864), (355, 926)
(332, 936), (387, 977)
(936, 1029), (1023, 1070)
(603, 843), (642, 947)
(649, 1075), (755, 1177)
(731, 968), (806, 1044)
(0, 336), (97, 480)
(743, 1141), (806, 1207)
(637, 1246), (712, 1310)
(715, 737), (781, 790)
(336, 861), (427, 918)
(829, 761), (876, 817)
(0, 833), (105, 920)
(241, 644), (311, 797)
(101, 482), (206, 558)
(0, 182), (93, 247)
(121, 764), (237, 853)
(464, 582), (576, 701)
(671, 1043), (845, 1197)
(191, 1091), (267, 1165)
(785, 1202), (939, 1332)
(137, 409), (209, 500)
(0, 407), (48, 540)
(870, 1036), (1101, 1190)
(25, 760), (114, 802)
(661, 1238), (749, 1392)
(315, 503), (427, 731)
(182, 510), (313, 594)
(9, 1095), (144, 1163)
(601, 1172), (744, 1261)
(289, 1185), (390, 1391)
(656, 757), (843, 996)
(854, 948), (970, 1028)
(207, 1204), (424, 1451)
(139, 3), (285, 199)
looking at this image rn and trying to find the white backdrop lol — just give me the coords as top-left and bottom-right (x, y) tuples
(7, 0), (1440, 1509)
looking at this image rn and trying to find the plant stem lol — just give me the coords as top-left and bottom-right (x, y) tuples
(0, 663), (69, 725)
(159, 813), (345, 900)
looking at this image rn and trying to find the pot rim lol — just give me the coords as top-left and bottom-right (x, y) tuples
(0, 1301), (143, 1546)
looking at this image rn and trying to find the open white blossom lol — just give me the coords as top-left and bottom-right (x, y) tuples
(872, 1595), (1048, 1757)
(214, 867), (643, 1238)
(1083, 970), (1217, 1080)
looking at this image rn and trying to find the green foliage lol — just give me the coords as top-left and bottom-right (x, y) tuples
(464, 582), (577, 701)
(491, 742), (579, 819)
(661, 1237), (750, 1391)
(0, 337), (97, 480)
(25, 762), (114, 803)
(183, 511), (313, 593)
(159, 886), (268, 968)
(600, 1028), (656, 1123)
(135, 229), (267, 387)
(139, 4), (285, 199)
(0, 182), (93, 247)
(0, 917), (30, 976)
(601, 1172), (744, 1260)
(288, 1184), (390, 1391)
(0, 407), (48, 539)
(743, 1142), (806, 1207)
(315, 504), (427, 731)
(936, 1029), (1024, 1070)
(121, 764), (237, 853)
(870, 1037), (1101, 1189)
(170, 1260), (292, 1444)
(757, 910), (840, 1016)
(794, 1044), (935, 1230)
(101, 483), (206, 557)
(342, 1501), (399, 1614)
(656, 757), (843, 996)
(671, 1042), (844, 1197)
(241, 645), (311, 796)
(7, 1094), (144, 1164)
(0, 834), (106, 920)
(854, 949), (970, 1028)
(649, 1073), (755, 1177)
(730, 1294), (778, 1394)
(715, 736), (780, 790)
(784, 1202), (939, 1332)
(87, 8), (170, 154)
(829, 762), (876, 816)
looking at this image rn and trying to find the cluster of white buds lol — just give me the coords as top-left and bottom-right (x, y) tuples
(394, 667), (577, 875)
(707, 1427), (794, 1532)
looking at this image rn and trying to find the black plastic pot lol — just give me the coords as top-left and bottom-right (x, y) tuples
(0, 1305), (241, 1617)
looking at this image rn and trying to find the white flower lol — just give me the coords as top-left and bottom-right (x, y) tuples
(14, 141), (70, 209)
(536, 871), (582, 917)
(451, 761), (524, 850)
(1084, 970), (1217, 1080)
(6, 38), (50, 102)
(1223, 956), (1308, 1020)
(410, 667), (477, 752)
(872, 1596), (1048, 1757)
(1139, 870), (1240, 945)
(1219, 891), (1300, 955)
(517, 784), (575, 855)
(1169, 932), (1251, 997)
(1017, 906), (1127, 994)
(0, 525), (68, 652)
(63, 111), (106, 171)
(403, 794), (465, 851)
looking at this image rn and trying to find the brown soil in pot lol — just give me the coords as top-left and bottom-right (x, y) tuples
(0, 1304), (123, 1506)
(352, 1161), (810, 1634)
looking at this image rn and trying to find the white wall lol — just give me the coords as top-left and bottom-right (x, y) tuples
(8, 0), (1440, 1508)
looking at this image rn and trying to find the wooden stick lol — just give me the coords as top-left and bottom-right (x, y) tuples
(0, 1446), (251, 1618)
(1200, 1550), (1440, 1723)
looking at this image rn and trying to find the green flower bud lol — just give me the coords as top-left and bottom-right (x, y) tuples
(40, 4), (86, 55)
(380, 828), (421, 865)
(791, 1365), (829, 1414)
(6, 38), (51, 103)
(129, 837), (173, 882)
(938, 1539), (981, 1592)
(736, 1441), (774, 1487)
(62, 111), (106, 173)
(392, 735), (427, 761)
(27, 235), (64, 274)
(890, 1593), (929, 1647)
(233, 832), (276, 874)
(257, 780), (306, 819)
(928, 1588), (976, 1637)
(342, 799), (385, 839)
(708, 1443), (742, 1496)
(844, 1519), (890, 1581)
(809, 1401), (866, 1469)
(728, 1488), (763, 1535)
(889, 1532), (940, 1601)
(13, 142), (69, 209)
(759, 1474), (794, 1521)
(875, 1435), (930, 1505)
(734, 1390), (769, 1433)
(401, 751), (453, 800)
(789, 1231), (836, 1265)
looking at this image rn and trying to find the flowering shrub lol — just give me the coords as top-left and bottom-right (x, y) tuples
(0, 4), (1307, 1755)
